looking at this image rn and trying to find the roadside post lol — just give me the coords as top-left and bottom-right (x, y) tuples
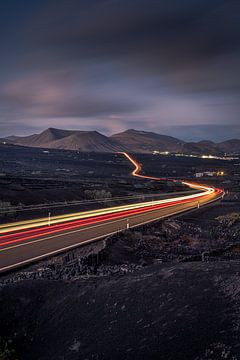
(48, 211), (51, 226)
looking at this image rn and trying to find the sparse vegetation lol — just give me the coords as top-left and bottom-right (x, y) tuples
(216, 212), (240, 226)
(84, 189), (112, 201)
(0, 337), (18, 360)
(0, 201), (15, 217)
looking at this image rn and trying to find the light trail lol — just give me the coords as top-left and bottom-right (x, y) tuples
(0, 182), (216, 235)
(121, 152), (165, 181)
(0, 195), (210, 248)
(0, 152), (225, 272)
(121, 152), (217, 193)
(0, 153), (223, 247)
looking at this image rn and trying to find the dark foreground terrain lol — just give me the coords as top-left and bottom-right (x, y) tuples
(1, 199), (240, 360)
(1, 261), (240, 360)
(0, 148), (240, 359)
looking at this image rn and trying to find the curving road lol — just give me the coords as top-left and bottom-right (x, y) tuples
(0, 153), (224, 273)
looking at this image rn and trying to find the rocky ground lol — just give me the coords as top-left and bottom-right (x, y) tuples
(1, 262), (240, 360)
(1, 199), (240, 359)
(2, 200), (240, 283)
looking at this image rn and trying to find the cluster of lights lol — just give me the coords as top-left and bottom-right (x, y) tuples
(153, 151), (238, 161)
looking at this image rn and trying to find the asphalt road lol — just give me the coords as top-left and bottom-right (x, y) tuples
(0, 152), (224, 273)
(0, 189), (222, 273)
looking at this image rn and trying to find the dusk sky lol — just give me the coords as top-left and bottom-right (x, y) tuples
(0, 0), (240, 141)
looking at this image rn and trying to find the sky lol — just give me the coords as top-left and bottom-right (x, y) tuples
(0, 0), (240, 141)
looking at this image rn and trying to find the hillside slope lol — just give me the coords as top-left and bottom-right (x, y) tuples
(4, 128), (240, 154)
(111, 129), (184, 153)
(6, 128), (124, 152)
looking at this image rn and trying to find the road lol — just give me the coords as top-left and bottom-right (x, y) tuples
(0, 153), (224, 273)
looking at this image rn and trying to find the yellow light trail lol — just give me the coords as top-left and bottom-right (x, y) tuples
(0, 153), (219, 235)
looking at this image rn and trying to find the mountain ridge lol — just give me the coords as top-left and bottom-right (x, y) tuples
(3, 127), (240, 155)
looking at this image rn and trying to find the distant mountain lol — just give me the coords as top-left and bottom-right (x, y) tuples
(0, 137), (12, 144)
(181, 140), (224, 156)
(162, 124), (240, 142)
(111, 129), (184, 153)
(6, 128), (76, 148)
(6, 128), (124, 152)
(3, 128), (240, 155)
(45, 131), (123, 152)
(180, 139), (240, 156)
(218, 139), (240, 154)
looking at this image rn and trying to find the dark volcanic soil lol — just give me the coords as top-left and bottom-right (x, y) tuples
(1, 204), (240, 360)
(1, 262), (240, 360)
(0, 148), (239, 360)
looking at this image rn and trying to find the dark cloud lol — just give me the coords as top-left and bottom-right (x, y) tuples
(29, 1), (239, 66)
(0, 0), (240, 138)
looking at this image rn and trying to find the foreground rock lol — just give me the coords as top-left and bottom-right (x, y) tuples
(1, 209), (240, 359)
(1, 262), (240, 360)
(2, 211), (240, 283)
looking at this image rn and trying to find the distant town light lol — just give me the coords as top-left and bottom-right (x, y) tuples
(152, 151), (238, 161)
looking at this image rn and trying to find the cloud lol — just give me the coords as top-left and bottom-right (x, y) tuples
(29, 1), (240, 69)
(0, 0), (240, 137)
(0, 69), (146, 119)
